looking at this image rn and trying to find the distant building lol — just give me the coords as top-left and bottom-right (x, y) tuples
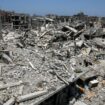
(0, 10), (31, 30)
(11, 13), (31, 30)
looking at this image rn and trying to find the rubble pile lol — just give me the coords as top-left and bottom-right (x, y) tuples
(0, 14), (105, 105)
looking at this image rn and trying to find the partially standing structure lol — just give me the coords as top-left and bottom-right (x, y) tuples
(0, 10), (31, 30)
(0, 13), (2, 40)
(11, 13), (31, 30)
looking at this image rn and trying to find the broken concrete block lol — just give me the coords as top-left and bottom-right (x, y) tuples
(19, 103), (24, 105)
(3, 97), (15, 105)
(80, 69), (98, 82)
(69, 98), (76, 105)
(0, 81), (23, 90)
(40, 26), (46, 32)
(63, 26), (78, 33)
(16, 42), (24, 48)
(93, 38), (105, 48)
(2, 53), (13, 64)
(89, 79), (99, 87)
(74, 101), (87, 105)
(81, 48), (91, 55)
(76, 40), (84, 47)
(17, 90), (48, 102)
(18, 85), (24, 95)
(69, 40), (83, 47)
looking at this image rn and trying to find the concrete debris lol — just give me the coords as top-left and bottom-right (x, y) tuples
(63, 26), (78, 33)
(18, 85), (24, 95)
(93, 38), (105, 48)
(2, 53), (13, 64)
(0, 81), (23, 90)
(89, 79), (99, 87)
(3, 97), (15, 105)
(85, 91), (96, 100)
(81, 48), (91, 55)
(74, 101), (87, 105)
(0, 10), (105, 105)
(0, 65), (2, 76)
(17, 90), (48, 102)
(27, 58), (36, 70)
(80, 69), (98, 82)
(0, 15), (3, 40)
(76, 40), (84, 47)
(52, 70), (69, 85)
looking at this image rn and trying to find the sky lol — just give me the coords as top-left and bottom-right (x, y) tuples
(0, 0), (105, 16)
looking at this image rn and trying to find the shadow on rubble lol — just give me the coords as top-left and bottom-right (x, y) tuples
(40, 83), (82, 105)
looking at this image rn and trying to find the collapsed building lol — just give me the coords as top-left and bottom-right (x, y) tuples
(0, 10), (105, 105)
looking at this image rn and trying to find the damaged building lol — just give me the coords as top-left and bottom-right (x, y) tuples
(0, 10), (31, 30)
(11, 13), (31, 30)
(0, 10), (105, 105)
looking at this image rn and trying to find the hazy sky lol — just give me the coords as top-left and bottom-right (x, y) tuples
(0, 0), (105, 16)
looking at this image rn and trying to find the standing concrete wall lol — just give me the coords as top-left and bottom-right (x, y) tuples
(0, 15), (2, 40)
